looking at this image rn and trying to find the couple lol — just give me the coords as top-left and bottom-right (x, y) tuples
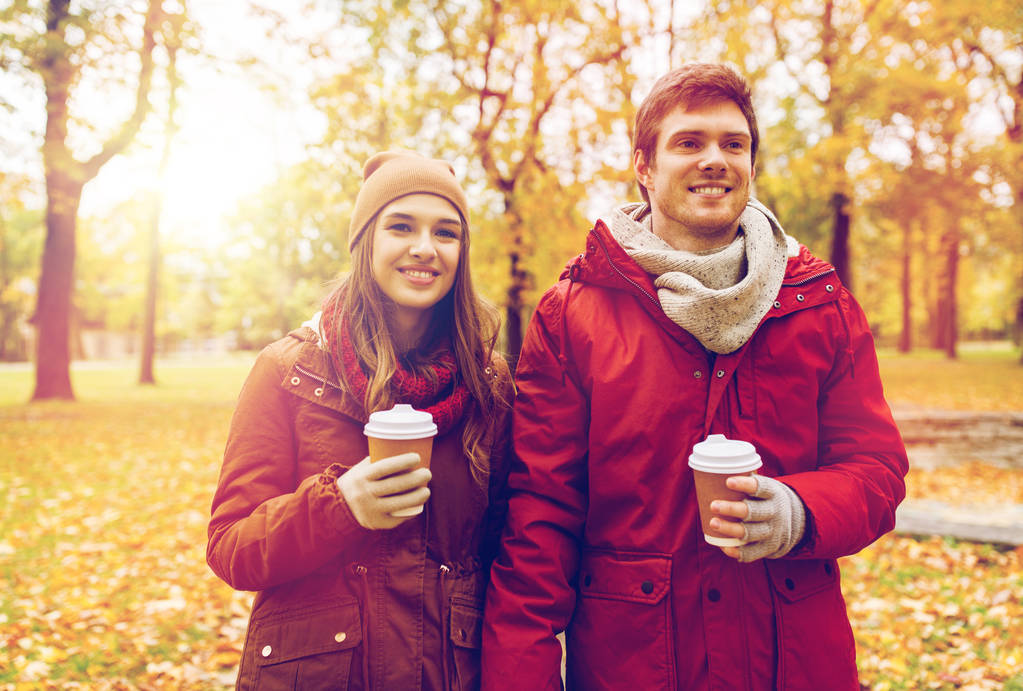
(207, 63), (908, 690)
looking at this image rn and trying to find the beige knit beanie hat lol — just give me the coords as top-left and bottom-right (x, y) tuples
(348, 150), (469, 250)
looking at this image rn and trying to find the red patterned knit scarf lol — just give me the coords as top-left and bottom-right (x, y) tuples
(320, 305), (470, 435)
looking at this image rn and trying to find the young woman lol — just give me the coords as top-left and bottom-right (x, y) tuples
(207, 151), (514, 690)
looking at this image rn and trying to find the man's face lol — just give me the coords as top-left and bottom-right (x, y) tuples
(634, 100), (755, 251)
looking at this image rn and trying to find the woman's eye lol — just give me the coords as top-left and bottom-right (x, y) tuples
(436, 228), (460, 240)
(389, 223), (411, 232)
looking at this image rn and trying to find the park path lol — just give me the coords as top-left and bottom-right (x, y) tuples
(892, 408), (1023, 546)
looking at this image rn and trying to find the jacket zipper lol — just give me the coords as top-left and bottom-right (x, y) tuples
(293, 363), (343, 391)
(781, 268), (835, 288)
(592, 230), (661, 308)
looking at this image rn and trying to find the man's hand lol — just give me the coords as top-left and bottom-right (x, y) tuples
(709, 475), (806, 562)
(338, 453), (431, 530)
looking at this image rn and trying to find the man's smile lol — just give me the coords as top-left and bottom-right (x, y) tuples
(690, 185), (731, 195)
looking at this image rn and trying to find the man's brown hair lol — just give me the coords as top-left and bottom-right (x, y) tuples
(633, 63), (759, 203)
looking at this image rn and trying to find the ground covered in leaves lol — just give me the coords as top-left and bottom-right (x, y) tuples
(1, 348), (1022, 689)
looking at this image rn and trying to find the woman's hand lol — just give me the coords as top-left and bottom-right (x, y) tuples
(337, 453), (431, 530)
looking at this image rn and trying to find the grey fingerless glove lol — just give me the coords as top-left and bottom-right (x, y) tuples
(737, 475), (807, 563)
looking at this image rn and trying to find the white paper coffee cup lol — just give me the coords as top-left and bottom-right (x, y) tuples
(688, 434), (763, 547)
(364, 404), (437, 517)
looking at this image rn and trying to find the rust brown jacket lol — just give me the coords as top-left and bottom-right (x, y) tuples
(207, 326), (513, 690)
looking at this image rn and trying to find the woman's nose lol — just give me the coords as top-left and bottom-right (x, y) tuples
(409, 229), (437, 258)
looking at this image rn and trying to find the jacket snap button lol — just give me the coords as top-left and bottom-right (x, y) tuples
(773, 301), (781, 309)
(825, 284), (835, 292)
(261, 645), (272, 657)
(796, 294), (805, 302)
(314, 387), (324, 397)
(641, 580), (654, 595)
(707, 588), (721, 602)
(693, 370), (703, 379)
(583, 573), (592, 587)
(334, 632), (346, 643)
(290, 376), (300, 386)
(459, 629), (467, 641)
(785, 578), (796, 590)
(716, 370), (725, 378)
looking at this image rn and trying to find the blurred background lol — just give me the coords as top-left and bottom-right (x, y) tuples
(3, 3), (1023, 688)
(1, 0), (1021, 398)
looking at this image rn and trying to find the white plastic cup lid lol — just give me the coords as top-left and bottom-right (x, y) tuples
(688, 434), (762, 474)
(363, 404), (437, 440)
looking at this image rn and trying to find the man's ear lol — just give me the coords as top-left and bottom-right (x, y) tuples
(634, 149), (653, 191)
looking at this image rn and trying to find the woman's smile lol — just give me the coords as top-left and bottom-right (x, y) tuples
(398, 265), (441, 283)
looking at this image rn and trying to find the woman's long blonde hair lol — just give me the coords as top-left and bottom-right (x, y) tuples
(321, 208), (508, 481)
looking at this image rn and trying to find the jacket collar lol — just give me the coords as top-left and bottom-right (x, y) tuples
(283, 326), (367, 421)
(565, 221), (842, 337)
(571, 222), (839, 304)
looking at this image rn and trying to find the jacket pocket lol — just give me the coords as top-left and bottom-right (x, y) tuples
(449, 600), (483, 690)
(766, 559), (858, 690)
(567, 549), (674, 690)
(247, 599), (362, 691)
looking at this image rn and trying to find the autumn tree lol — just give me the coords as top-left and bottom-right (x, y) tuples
(861, 0), (1023, 357)
(311, 0), (648, 361)
(1, 0), (170, 399)
(701, 0), (927, 292)
(140, 9), (187, 385)
(215, 159), (350, 348)
(0, 173), (43, 361)
(941, 0), (1023, 359)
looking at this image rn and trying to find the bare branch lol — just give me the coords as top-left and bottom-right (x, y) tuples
(516, 40), (628, 180)
(963, 40), (1022, 137)
(767, 11), (824, 106)
(81, 0), (162, 181)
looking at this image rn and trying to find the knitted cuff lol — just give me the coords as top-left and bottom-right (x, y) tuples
(737, 475), (807, 562)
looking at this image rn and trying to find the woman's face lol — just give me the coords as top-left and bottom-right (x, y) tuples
(370, 193), (463, 328)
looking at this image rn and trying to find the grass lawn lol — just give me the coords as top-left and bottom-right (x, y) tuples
(878, 344), (1023, 412)
(1, 348), (1021, 689)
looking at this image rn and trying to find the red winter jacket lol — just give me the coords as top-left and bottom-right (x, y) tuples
(482, 220), (907, 690)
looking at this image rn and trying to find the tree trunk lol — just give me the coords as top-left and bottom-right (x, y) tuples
(139, 189), (161, 384)
(898, 220), (912, 353)
(140, 40), (179, 384)
(505, 299), (523, 371)
(503, 199), (528, 369)
(0, 209), (12, 361)
(1015, 195), (1023, 364)
(30, 0), (159, 400)
(937, 225), (960, 360)
(1016, 295), (1023, 363)
(829, 191), (852, 291)
(33, 174), (82, 399)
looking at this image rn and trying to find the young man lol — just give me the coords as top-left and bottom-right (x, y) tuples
(481, 64), (908, 690)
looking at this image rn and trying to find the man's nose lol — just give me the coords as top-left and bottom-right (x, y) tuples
(700, 145), (727, 171)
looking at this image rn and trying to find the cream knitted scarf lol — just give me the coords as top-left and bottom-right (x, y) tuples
(604, 198), (799, 354)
